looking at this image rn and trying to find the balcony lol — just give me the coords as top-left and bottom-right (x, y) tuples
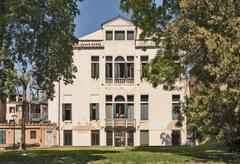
(75, 40), (158, 49)
(30, 113), (48, 122)
(105, 119), (136, 128)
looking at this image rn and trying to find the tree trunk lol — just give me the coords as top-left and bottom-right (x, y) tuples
(19, 87), (27, 150)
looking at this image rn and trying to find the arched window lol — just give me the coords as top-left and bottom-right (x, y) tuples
(115, 95), (125, 102)
(115, 56), (125, 79)
(114, 95), (125, 118)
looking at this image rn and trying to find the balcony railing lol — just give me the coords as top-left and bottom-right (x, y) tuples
(76, 40), (104, 49)
(135, 40), (157, 48)
(30, 113), (48, 122)
(105, 78), (135, 84)
(75, 40), (158, 49)
(105, 119), (136, 127)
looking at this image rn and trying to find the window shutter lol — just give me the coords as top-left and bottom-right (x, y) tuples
(91, 63), (94, 78)
(128, 104), (134, 119)
(90, 104), (92, 121)
(96, 103), (99, 120)
(124, 63), (127, 78)
(62, 104), (65, 121)
(113, 103), (116, 118)
(106, 104), (112, 120)
(96, 63), (99, 78)
(124, 103), (128, 118)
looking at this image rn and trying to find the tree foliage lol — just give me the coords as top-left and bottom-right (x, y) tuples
(121, 0), (240, 152)
(1, 0), (80, 98)
(0, 0), (81, 150)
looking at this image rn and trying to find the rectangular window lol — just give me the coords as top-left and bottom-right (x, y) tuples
(127, 103), (134, 119)
(9, 95), (16, 102)
(0, 131), (6, 144)
(106, 95), (112, 102)
(173, 55), (181, 78)
(9, 107), (15, 113)
(141, 95), (149, 102)
(115, 31), (125, 40)
(128, 131), (134, 146)
(172, 95), (180, 120)
(91, 56), (99, 79)
(16, 105), (22, 112)
(105, 56), (113, 82)
(106, 131), (113, 146)
(62, 103), (72, 121)
(141, 95), (149, 120)
(30, 131), (37, 139)
(106, 103), (113, 120)
(106, 31), (113, 40)
(172, 95), (180, 102)
(90, 103), (99, 121)
(64, 130), (72, 146)
(127, 31), (134, 40)
(91, 130), (100, 146)
(141, 56), (148, 78)
(127, 95), (134, 102)
(172, 104), (180, 120)
(126, 56), (134, 82)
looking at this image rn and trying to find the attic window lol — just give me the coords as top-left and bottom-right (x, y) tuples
(115, 31), (125, 40)
(106, 31), (113, 40)
(127, 31), (134, 40)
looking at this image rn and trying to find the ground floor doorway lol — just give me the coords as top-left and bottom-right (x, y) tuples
(106, 130), (134, 147)
(172, 130), (181, 146)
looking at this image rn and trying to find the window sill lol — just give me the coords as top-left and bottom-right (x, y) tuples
(140, 120), (148, 123)
(90, 120), (100, 122)
(63, 120), (72, 123)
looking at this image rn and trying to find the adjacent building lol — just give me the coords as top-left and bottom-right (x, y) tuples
(0, 94), (56, 148)
(49, 16), (187, 147)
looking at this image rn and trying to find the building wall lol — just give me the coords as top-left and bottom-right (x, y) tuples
(49, 16), (187, 146)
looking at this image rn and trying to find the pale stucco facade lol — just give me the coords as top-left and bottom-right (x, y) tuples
(49, 16), (187, 147)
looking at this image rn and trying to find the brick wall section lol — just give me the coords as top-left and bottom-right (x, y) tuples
(0, 123), (57, 148)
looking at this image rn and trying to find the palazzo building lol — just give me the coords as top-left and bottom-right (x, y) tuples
(48, 16), (187, 147)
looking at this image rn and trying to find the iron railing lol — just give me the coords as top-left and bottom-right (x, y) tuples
(105, 119), (136, 127)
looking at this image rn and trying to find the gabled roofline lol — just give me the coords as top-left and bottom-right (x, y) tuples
(78, 28), (102, 40)
(101, 15), (133, 27)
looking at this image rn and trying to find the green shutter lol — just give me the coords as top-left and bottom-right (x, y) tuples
(113, 103), (116, 118)
(90, 104), (92, 121)
(96, 63), (99, 78)
(140, 130), (149, 146)
(96, 103), (99, 120)
(91, 63), (94, 78)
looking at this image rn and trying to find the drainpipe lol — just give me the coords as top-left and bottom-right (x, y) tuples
(58, 81), (61, 146)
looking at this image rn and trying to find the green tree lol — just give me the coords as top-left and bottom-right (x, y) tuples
(121, 0), (240, 151)
(0, 0), (81, 150)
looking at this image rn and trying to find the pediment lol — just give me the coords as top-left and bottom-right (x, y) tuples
(102, 16), (134, 27)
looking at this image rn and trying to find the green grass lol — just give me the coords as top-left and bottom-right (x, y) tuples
(0, 141), (239, 164)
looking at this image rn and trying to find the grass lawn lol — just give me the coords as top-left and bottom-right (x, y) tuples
(0, 141), (239, 164)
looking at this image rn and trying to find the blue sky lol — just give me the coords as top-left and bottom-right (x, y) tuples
(74, 0), (130, 38)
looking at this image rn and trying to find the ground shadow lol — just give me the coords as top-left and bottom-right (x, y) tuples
(0, 148), (117, 164)
(131, 142), (240, 163)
